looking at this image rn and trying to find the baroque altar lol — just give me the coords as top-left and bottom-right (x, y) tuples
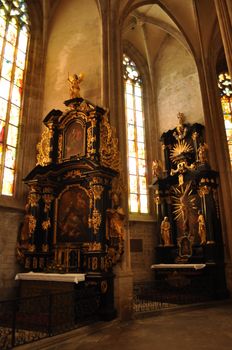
(152, 113), (227, 297)
(16, 75), (125, 319)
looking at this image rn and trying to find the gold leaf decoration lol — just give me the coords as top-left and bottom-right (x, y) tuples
(170, 140), (193, 163)
(36, 127), (52, 166)
(100, 114), (120, 172)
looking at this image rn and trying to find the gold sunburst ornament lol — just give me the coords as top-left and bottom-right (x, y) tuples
(172, 182), (197, 232)
(170, 140), (193, 164)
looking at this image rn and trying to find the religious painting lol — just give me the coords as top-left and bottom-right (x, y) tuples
(64, 120), (85, 159)
(57, 186), (90, 242)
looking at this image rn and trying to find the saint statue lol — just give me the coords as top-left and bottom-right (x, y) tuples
(152, 159), (162, 178)
(68, 73), (84, 99)
(198, 143), (208, 164)
(161, 216), (172, 246)
(198, 210), (207, 244)
(173, 112), (188, 140)
(106, 192), (125, 241)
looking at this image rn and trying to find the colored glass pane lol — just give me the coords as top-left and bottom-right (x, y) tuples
(0, 78), (11, 100)
(130, 175), (137, 193)
(14, 67), (23, 87)
(127, 108), (134, 124)
(137, 142), (145, 159)
(0, 37), (3, 54)
(4, 42), (15, 62)
(135, 96), (142, 111)
(124, 54), (148, 214)
(9, 104), (20, 126)
(0, 98), (7, 121)
(11, 85), (21, 106)
(134, 85), (141, 97)
(6, 22), (17, 46)
(221, 96), (232, 114)
(0, 143), (2, 164)
(218, 72), (232, 166)
(139, 176), (147, 194)
(2, 167), (14, 195)
(126, 82), (133, 94)
(138, 159), (146, 176)
(129, 157), (137, 175)
(130, 194), (138, 212)
(18, 29), (28, 53)
(128, 124), (135, 140)
(136, 111), (143, 127)
(0, 120), (5, 142)
(0, 16), (6, 34)
(1, 59), (13, 81)
(137, 126), (144, 142)
(126, 94), (133, 109)
(140, 195), (148, 213)
(7, 124), (18, 147)
(128, 140), (136, 157)
(0, 0), (29, 195)
(5, 145), (16, 168)
(16, 50), (26, 69)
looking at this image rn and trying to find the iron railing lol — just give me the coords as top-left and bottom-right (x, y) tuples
(0, 286), (100, 349)
(133, 277), (217, 314)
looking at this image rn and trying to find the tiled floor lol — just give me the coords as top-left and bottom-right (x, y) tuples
(18, 302), (232, 350)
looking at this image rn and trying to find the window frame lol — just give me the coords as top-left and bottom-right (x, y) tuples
(0, 0), (30, 197)
(123, 53), (150, 217)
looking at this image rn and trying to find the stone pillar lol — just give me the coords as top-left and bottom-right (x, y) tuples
(214, 0), (232, 77)
(99, 0), (133, 320)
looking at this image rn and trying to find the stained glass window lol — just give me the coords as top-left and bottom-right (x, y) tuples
(123, 54), (148, 214)
(0, 0), (29, 195)
(218, 72), (232, 166)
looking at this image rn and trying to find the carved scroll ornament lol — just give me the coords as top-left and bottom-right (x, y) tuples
(36, 126), (53, 166)
(100, 114), (120, 172)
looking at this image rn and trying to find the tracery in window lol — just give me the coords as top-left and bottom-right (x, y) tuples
(0, 0), (29, 195)
(123, 54), (148, 214)
(218, 72), (232, 166)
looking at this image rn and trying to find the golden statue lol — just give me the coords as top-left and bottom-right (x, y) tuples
(106, 192), (125, 241)
(152, 159), (162, 178)
(161, 216), (172, 246)
(198, 211), (207, 244)
(68, 73), (84, 99)
(173, 112), (188, 140)
(198, 143), (208, 164)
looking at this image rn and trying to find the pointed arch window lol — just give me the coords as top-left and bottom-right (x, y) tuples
(218, 72), (232, 166)
(0, 0), (29, 196)
(123, 54), (148, 214)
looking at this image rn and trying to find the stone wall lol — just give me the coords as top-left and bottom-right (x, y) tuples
(155, 35), (204, 134)
(129, 221), (157, 283)
(0, 208), (24, 299)
(43, 0), (102, 115)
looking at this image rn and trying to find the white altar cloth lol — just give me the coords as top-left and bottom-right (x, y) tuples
(15, 272), (85, 284)
(151, 263), (206, 270)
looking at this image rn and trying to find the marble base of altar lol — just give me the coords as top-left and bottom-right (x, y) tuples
(15, 272), (85, 297)
(151, 263), (228, 299)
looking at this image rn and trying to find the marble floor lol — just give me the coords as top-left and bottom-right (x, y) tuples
(17, 302), (232, 350)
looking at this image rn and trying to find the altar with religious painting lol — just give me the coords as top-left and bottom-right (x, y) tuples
(16, 75), (125, 320)
(151, 113), (228, 299)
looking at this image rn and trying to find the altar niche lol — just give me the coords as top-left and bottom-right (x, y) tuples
(16, 85), (124, 320)
(152, 113), (227, 299)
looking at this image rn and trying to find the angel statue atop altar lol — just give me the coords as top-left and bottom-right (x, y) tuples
(68, 73), (84, 99)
